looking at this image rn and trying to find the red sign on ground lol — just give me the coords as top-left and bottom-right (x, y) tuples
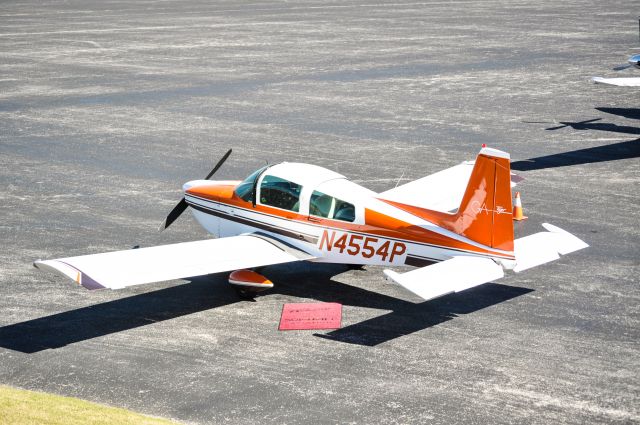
(278, 302), (342, 331)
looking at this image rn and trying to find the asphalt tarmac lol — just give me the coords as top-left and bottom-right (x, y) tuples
(1, 1), (638, 424)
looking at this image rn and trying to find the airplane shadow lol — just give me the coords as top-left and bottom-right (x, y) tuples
(595, 107), (640, 121)
(271, 263), (533, 346)
(545, 118), (640, 135)
(0, 275), (237, 353)
(514, 107), (640, 171)
(316, 283), (529, 346)
(0, 263), (532, 352)
(511, 138), (640, 171)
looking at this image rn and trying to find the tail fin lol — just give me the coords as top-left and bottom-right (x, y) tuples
(382, 147), (514, 252)
(452, 147), (514, 251)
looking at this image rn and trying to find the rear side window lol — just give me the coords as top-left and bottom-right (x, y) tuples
(309, 191), (355, 222)
(259, 175), (302, 212)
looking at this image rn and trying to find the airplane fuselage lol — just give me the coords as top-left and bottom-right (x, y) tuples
(183, 162), (516, 271)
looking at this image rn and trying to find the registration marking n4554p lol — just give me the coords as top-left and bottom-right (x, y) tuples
(317, 229), (407, 263)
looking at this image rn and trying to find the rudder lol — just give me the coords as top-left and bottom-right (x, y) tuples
(452, 147), (514, 251)
(381, 147), (515, 253)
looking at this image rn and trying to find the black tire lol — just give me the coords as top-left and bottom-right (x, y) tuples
(235, 287), (256, 300)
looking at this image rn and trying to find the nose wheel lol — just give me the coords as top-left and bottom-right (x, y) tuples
(229, 269), (273, 300)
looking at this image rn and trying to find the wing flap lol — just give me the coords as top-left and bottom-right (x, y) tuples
(35, 235), (314, 290)
(383, 256), (504, 301)
(513, 223), (588, 272)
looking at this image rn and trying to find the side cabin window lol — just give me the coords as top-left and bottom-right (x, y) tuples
(309, 190), (355, 222)
(259, 175), (302, 212)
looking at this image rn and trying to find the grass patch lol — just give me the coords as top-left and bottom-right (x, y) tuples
(0, 385), (180, 425)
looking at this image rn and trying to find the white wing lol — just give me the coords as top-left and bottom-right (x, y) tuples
(384, 256), (504, 301)
(35, 234), (314, 290)
(384, 224), (587, 301)
(380, 161), (522, 213)
(591, 77), (640, 87)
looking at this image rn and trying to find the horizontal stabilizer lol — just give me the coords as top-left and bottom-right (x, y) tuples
(380, 161), (523, 213)
(383, 256), (504, 301)
(513, 223), (588, 272)
(35, 234), (313, 290)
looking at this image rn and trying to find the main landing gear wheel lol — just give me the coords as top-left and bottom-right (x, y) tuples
(235, 287), (257, 300)
(229, 269), (273, 300)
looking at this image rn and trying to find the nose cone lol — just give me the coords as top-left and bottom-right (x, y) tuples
(183, 179), (210, 192)
(184, 180), (241, 201)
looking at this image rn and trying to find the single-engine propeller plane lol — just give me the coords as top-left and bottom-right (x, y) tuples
(592, 53), (640, 87)
(35, 147), (588, 302)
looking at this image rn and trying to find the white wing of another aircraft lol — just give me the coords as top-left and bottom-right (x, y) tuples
(591, 76), (640, 87)
(34, 234), (314, 290)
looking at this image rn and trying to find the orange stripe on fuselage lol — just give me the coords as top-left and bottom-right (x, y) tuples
(362, 208), (512, 258)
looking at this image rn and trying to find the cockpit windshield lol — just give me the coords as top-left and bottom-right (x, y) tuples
(235, 166), (268, 202)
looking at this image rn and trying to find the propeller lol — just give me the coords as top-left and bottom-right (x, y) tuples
(613, 64), (632, 71)
(613, 54), (640, 71)
(159, 148), (232, 231)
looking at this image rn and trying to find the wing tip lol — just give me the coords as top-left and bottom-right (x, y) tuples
(34, 259), (106, 290)
(541, 223), (589, 253)
(479, 147), (510, 160)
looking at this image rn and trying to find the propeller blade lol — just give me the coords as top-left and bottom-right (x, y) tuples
(613, 64), (631, 71)
(160, 148), (232, 231)
(204, 148), (232, 180)
(159, 198), (189, 231)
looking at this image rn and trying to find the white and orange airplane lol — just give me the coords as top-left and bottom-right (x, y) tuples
(35, 147), (588, 302)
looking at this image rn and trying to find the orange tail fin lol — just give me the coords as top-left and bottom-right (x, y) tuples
(384, 147), (514, 252)
(451, 147), (514, 251)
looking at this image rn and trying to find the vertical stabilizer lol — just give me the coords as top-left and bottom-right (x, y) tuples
(452, 147), (514, 251)
(381, 147), (515, 253)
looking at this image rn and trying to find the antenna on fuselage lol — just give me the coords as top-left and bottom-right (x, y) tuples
(394, 170), (406, 188)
